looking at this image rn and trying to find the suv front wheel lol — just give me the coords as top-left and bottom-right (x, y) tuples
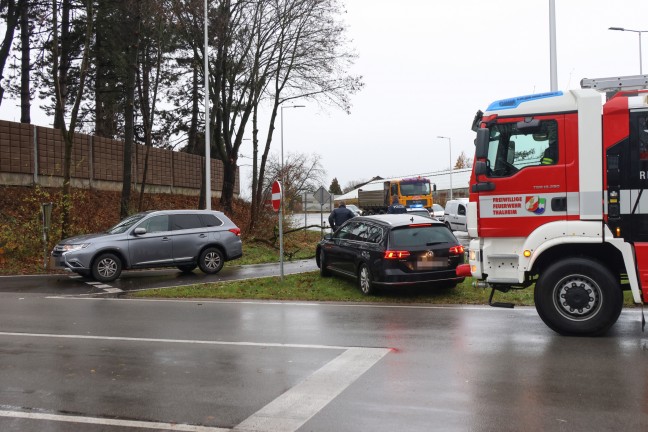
(199, 247), (225, 274)
(92, 253), (122, 282)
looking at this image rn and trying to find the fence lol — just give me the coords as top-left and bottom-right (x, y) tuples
(0, 119), (239, 196)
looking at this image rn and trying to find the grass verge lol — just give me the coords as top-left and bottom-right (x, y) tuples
(127, 271), (638, 307)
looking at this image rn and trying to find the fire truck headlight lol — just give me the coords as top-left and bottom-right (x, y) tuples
(523, 250), (531, 257)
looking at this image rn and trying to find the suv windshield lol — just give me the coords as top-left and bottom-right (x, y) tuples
(390, 225), (456, 248)
(107, 213), (148, 234)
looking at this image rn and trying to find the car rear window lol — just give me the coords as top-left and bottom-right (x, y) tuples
(171, 214), (203, 230)
(389, 225), (456, 248)
(200, 214), (223, 227)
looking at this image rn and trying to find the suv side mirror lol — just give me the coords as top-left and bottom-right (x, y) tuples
(133, 227), (147, 235)
(475, 129), (489, 159)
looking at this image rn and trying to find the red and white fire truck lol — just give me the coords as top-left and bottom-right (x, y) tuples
(458, 75), (648, 336)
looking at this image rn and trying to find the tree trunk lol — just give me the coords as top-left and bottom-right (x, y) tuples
(53, 0), (71, 129)
(19, 0), (30, 123)
(220, 157), (237, 214)
(0, 0), (20, 107)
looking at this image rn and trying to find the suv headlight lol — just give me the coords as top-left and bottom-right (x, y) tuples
(62, 244), (89, 252)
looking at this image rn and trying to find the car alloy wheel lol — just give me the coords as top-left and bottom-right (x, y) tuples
(199, 247), (224, 274)
(91, 253), (122, 283)
(358, 263), (375, 295)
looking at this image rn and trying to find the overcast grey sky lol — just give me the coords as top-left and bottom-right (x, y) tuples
(2, 0), (648, 198)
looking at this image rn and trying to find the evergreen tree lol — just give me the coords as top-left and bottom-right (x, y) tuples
(329, 177), (342, 195)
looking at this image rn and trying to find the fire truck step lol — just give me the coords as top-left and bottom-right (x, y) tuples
(488, 287), (515, 309)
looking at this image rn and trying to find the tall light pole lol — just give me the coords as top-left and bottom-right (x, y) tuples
(279, 104), (305, 280)
(204, 0), (211, 210)
(437, 136), (453, 200)
(609, 27), (647, 75)
(549, 0), (558, 91)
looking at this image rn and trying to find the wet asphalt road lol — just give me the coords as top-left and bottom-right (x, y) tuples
(0, 259), (319, 296)
(1, 263), (647, 431)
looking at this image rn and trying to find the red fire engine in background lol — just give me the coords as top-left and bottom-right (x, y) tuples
(458, 75), (648, 336)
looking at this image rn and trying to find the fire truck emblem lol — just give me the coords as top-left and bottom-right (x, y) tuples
(525, 196), (546, 214)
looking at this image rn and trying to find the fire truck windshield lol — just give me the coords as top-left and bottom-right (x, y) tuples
(400, 181), (431, 196)
(484, 120), (558, 177)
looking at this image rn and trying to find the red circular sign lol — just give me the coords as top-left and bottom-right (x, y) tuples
(272, 180), (282, 212)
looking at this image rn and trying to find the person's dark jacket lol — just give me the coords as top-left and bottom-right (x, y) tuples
(328, 205), (355, 231)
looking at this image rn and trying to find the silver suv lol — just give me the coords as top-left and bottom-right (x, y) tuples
(51, 210), (243, 282)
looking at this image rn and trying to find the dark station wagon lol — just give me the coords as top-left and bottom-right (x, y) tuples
(316, 214), (465, 295)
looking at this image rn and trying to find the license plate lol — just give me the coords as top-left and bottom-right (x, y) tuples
(49, 256), (64, 268)
(417, 260), (445, 269)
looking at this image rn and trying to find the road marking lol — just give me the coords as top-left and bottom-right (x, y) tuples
(233, 347), (390, 432)
(0, 331), (353, 350)
(0, 410), (228, 431)
(85, 281), (102, 285)
(99, 287), (122, 293)
(0, 332), (390, 432)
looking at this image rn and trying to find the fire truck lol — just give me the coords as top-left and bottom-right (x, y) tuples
(457, 75), (648, 336)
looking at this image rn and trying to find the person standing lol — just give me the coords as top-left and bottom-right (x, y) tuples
(387, 196), (407, 214)
(328, 201), (355, 232)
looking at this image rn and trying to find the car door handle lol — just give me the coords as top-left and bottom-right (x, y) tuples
(199, 234), (207, 238)
(162, 237), (170, 241)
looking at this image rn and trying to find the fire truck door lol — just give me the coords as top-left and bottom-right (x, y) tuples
(475, 117), (568, 238)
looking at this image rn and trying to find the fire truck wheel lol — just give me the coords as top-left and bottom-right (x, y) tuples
(534, 257), (623, 336)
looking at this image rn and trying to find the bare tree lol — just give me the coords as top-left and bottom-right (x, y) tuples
(342, 178), (370, 194)
(454, 151), (472, 169)
(249, 0), (363, 229)
(136, 0), (174, 210)
(263, 151), (325, 212)
(0, 0), (23, 107)
(51, 0), (94, 238)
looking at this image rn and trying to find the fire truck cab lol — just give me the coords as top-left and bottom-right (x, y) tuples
(465, 75), (648, 336)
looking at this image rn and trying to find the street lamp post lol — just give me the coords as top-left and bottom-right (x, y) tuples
(609, 27), (647, 75)
(204, 0), (211, 210)
(437, 136), (453, 200)
(279, 104), (305, 280)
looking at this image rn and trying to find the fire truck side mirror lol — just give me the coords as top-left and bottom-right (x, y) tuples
(475, 161), (488, 176)
(475, 129), (489, 159)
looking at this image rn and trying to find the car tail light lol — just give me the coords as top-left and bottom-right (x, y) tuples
(449, 245), (464, 255)
(408, 223), (432, 227)
(229, 227), (241, 236)
(384, 250), (410, 259)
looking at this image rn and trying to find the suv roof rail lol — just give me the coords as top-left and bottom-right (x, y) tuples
(580, 74), (648, 92)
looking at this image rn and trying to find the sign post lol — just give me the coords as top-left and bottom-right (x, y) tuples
(314, 186), (331, 238)
(41, 202), (53, 269)
(272, 181), (284, 280)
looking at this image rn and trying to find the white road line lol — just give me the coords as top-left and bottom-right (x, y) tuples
(0, 410), (228, 431)
(0, 331), (352, 350)
(85, 281), (102, 285)
(0, 332), (390, 432)
(93, 284), (114, 289)
(101, 287), (123, 293)
(233, 347), (390, 432)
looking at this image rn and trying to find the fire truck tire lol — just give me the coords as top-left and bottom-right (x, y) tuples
(534, 257), (623, 336)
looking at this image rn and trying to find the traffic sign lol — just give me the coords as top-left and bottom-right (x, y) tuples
(272, 180), (282, 212)
(314, 186), (330, 205)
